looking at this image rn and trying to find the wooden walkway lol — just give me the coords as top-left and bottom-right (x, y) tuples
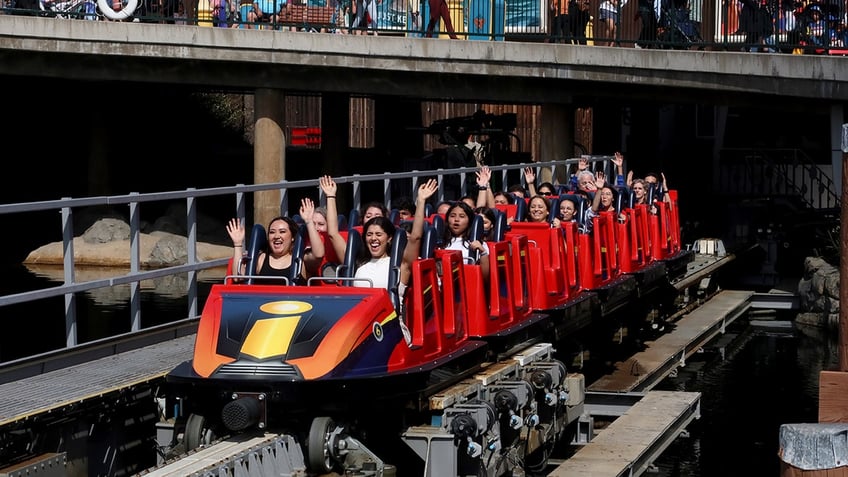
(549, 391), (701, 477)
(588, 289), (753, 393)
(549, 289), (753, 476)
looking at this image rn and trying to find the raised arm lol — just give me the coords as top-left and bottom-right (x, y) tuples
(226, 218), (246, 275)
(590, 171), (606, 212)
(300, 198), (325, 279)
(401, 179), (439, 285)
(612, 152), (625, 187)
(523, 167), (537, 197)
(319, 175), (347, 263)
(476, 166), (495, 208)
(660, 172), (673, 209)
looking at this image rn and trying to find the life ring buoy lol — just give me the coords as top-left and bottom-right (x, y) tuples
(97, 0), (138, 20)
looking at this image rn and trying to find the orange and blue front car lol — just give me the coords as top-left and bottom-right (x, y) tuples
(190, 283), (405, 382)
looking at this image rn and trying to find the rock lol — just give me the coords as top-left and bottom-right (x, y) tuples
(796, 256), (840, 330)
(82, 218), (131, 244)
(23, 218), (232, 269)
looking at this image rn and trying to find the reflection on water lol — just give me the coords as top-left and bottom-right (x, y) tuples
(1, 264), (225, 362)
(653, 319), (838, 477)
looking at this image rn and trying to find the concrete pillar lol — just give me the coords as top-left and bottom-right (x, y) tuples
(254, 88), (286, 228)
(540, 103), (574, 186)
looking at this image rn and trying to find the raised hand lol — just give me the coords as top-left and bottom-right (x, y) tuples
(578, 157), (589, 171)
(319, 175), (337, 197)
(476, 166), (492, 188)
(594, 171), (606, 190)
(523, 167), (536, 185)
(226, 218), (245, 245)
(418, 178), (439, 202)
(300, 198), (315, 224)
(612, 152), (623, 168)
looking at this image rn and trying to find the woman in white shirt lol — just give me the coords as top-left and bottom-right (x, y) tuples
(319, 175), (438, 295)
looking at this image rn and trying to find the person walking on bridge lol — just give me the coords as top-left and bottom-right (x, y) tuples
(425, 0), (459, 38)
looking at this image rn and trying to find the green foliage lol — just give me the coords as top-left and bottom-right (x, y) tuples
(193, 92), (246, 134)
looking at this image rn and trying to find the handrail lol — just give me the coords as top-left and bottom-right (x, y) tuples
(7, 1), (848, 54)
(718, 147), (840, 210)
(0, 157), (615, 365)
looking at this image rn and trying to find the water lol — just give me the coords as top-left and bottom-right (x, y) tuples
(651, 318), (837, 477)
(0, 262), (222, 362)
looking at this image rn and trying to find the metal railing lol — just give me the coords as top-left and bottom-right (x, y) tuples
(0, 157), (619, 369)
(718, 148), (840, 210)
(4, 0), (847, 54)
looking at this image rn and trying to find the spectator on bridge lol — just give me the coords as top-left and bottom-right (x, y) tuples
(426, 0), (459, 39)
(350, 0), (379, 34)
(738, 0), (776, 51)
(247, 0), (283, 28)
(568, 0), (592, 44)
(597, 0), (628, 45)
(636, 0), (661, 48)
(550, 0), (570, 42)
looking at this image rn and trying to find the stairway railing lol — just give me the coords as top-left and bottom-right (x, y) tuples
(718, 148), (840, 210)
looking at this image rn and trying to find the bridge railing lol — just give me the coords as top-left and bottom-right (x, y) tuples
(0, 157), (623, 371)
(4, 0), (847, 55)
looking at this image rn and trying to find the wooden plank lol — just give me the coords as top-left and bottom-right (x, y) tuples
(819, 370), (848, 423)
(550, 391), (700, 477)
(588, 290), (752, 393)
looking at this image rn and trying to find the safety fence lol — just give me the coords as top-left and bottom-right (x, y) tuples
(3, 0), (847, 54)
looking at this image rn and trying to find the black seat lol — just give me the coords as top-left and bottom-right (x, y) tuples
(492, 209), (508, 242)
(337, 228), (363, 282)
(421, 224), (439, 259)
(245, 223), (267, 284)
(387, 226), (408, 311)
(468, 214), (485, 264)
(547, 196), (560, 223)
(514, 198), (527, 222)
(348, 209), (361, 228)
(431, 214), (446, 247)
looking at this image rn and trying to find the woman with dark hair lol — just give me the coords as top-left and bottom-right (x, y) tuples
(475, 206), (499, 241)
(319, 175), (438, 293)
(359, 201), (389, 225)
(225, 198), (325, 284)
(526, 195), (561, 227)
(442, 202), (490, 276)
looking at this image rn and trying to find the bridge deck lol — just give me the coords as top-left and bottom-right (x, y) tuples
(0, 335), (194, 426)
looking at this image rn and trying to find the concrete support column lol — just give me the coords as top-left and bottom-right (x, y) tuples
(540, 103), (574, 186)
(254, 88), (286, 228)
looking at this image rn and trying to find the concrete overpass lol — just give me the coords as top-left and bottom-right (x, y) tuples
(1, 16), (846, 103)
(0, 15), (845, 224)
